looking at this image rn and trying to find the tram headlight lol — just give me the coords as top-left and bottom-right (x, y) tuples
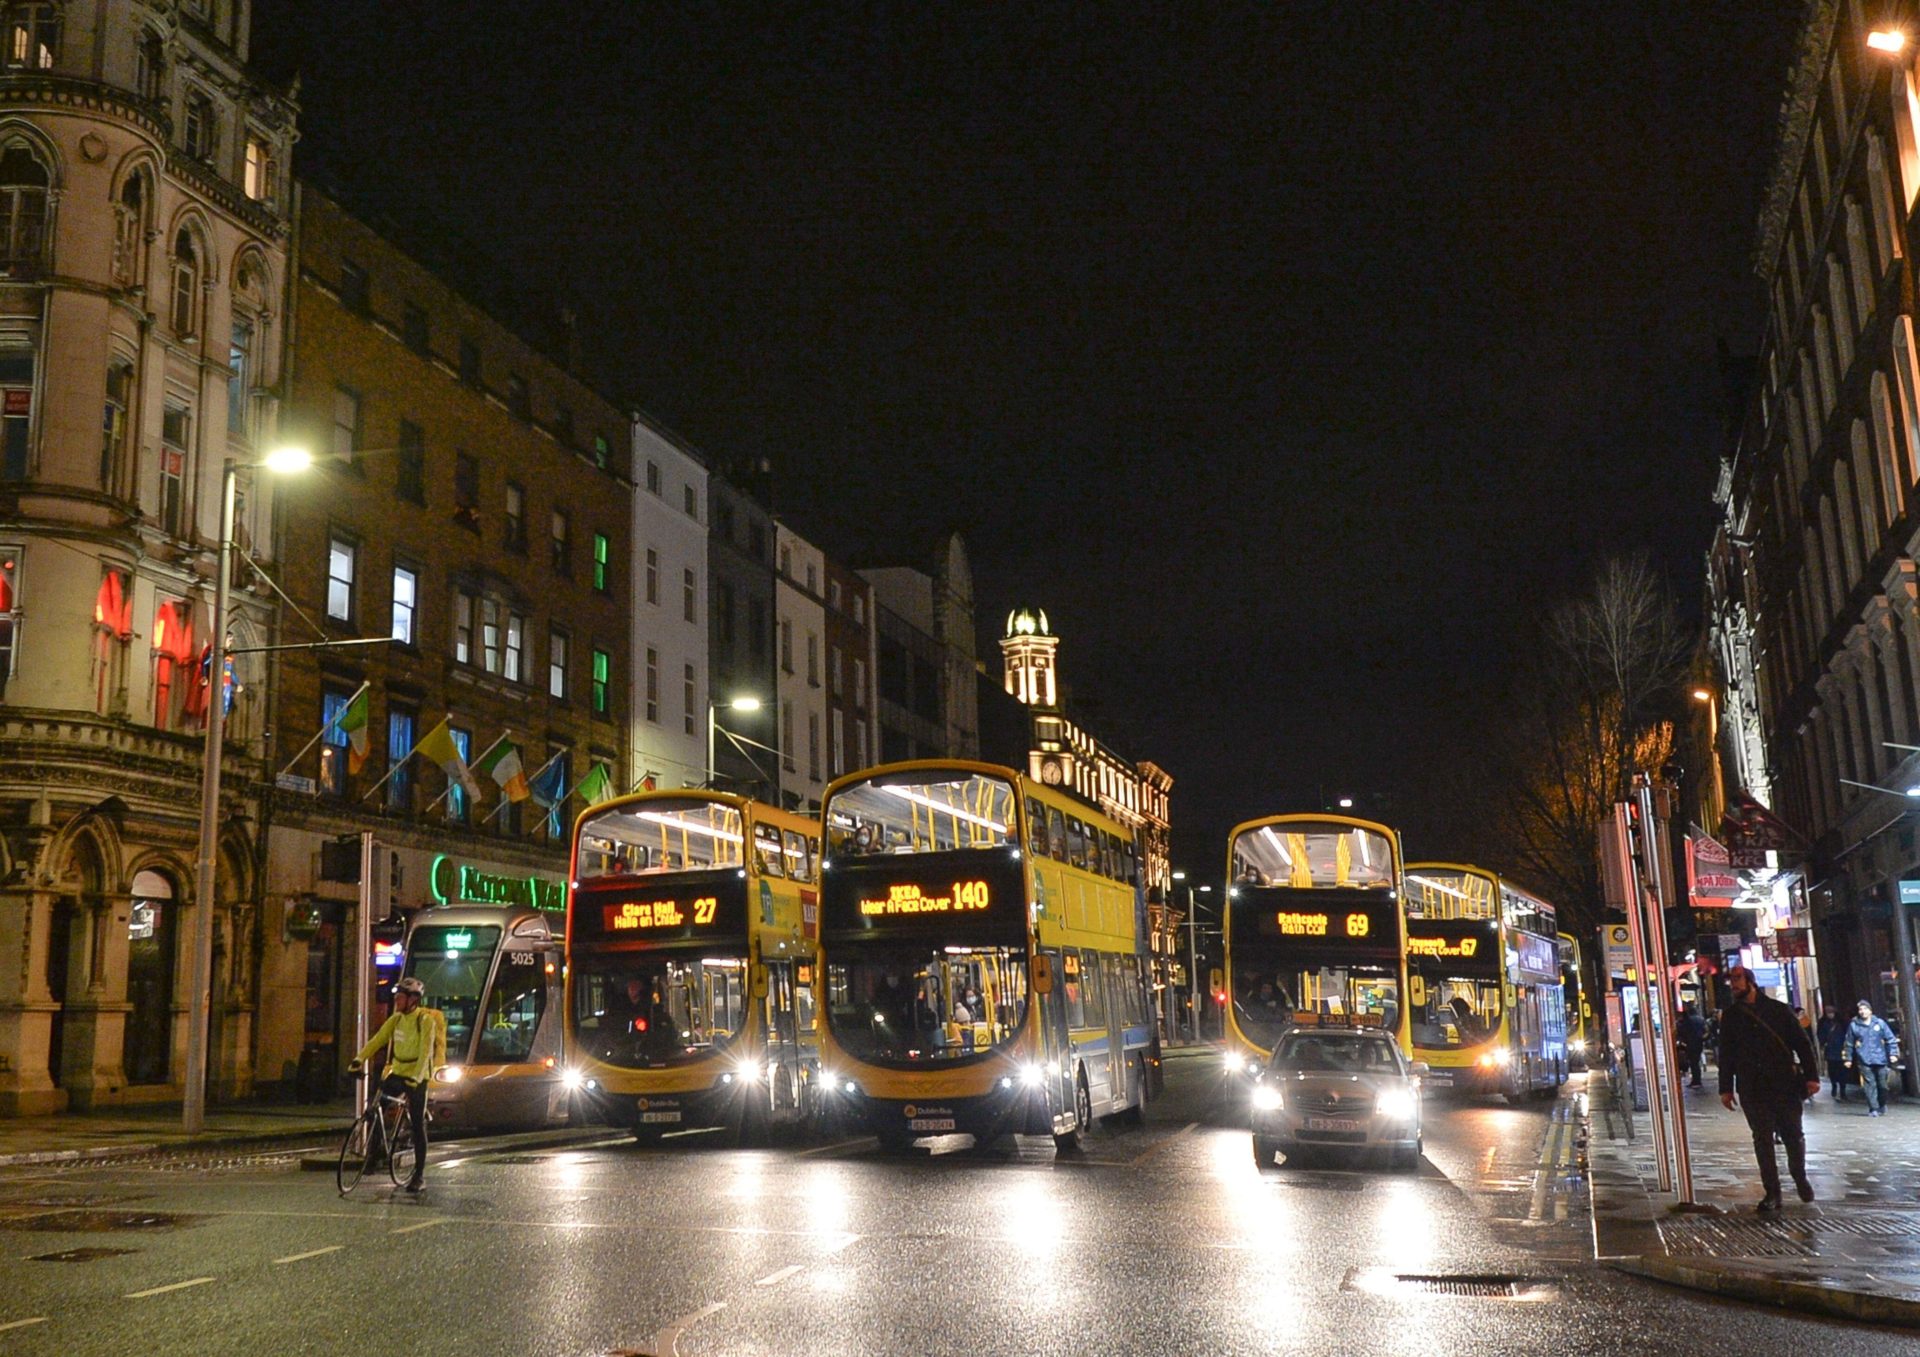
(1376, 1087), (1417, 1121)
(1019, 1062), (1046, 1087)
(434, 1065), (463, 1085)
(1569, 1038), (1587, 1054)
(561, 1067), (585, 1091)
(1250, 1082), (1283, 1112)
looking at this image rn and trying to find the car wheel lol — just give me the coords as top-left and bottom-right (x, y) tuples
(1392, 1144), (1420, 1173)
(1251, 1135), (1279, 1169)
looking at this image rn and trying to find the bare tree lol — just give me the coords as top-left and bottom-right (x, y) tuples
(1488, 555), (1690, 939)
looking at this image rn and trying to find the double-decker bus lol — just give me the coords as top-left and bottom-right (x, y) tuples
(1222, 815), (1411, 1077)
(1558, 933), (1592, 1071)
(405, 904), (569, 1134)
(564, 791), (821, 1143)
(1400, 863), (1568, 1101)
(815, 760), (1157, 1153)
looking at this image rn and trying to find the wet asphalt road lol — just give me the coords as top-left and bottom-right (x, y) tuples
(0, 1054), (1912, 1356)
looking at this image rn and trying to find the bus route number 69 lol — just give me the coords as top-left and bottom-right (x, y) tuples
(1345, 912), (1370, 938)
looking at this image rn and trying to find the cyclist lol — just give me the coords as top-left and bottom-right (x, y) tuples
(348, 975), (446, 1192)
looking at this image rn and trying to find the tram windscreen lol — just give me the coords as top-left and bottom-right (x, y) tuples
(1405, 920), (1503, 1049)
(404, 925), (501, 1060)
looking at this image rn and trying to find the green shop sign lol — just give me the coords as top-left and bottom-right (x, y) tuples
(429, 854), (567, 913)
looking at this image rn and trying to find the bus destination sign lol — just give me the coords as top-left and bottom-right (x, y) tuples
(858, 880), (993, 918)
(1406, 933), (1481, 959)
(1242, 890), (1399, 958)
(822, 856), (1024, 937)
(604, 896), (721, 933)
(575, 874), (745, 945)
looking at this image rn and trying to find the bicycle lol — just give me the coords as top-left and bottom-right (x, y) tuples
(336, 1071), (419, 1196)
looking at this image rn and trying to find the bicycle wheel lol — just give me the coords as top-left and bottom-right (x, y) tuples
(336, 1113), (374, 1196)
(387, 1105), (417, 1186)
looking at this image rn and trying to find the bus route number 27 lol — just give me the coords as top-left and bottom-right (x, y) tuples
(693, 896), (718, 925)
(1344, 912), (1370, 938)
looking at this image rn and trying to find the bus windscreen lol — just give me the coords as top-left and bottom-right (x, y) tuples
(1229, 887), (1401, 1047)
(1405, 919), (1503, 1050)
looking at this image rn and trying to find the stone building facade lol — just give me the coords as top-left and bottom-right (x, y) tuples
(0, 0), (295, 1113)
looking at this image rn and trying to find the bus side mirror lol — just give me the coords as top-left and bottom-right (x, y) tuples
(751, 966), (770, 999)
(1032, 955), (1054, 995)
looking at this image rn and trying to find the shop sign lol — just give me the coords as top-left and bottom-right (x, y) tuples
(1901, 881), (1920, 906)
(428, 854), (566, 912)
(1687, 832), (1740, 907)
(1772, 927), (1811, 958)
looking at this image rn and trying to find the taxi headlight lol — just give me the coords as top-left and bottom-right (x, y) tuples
(434, 1064), (463, 1085)
(1250, 1083), (1284, 1112)
(1376, 1087), (1417, 1120)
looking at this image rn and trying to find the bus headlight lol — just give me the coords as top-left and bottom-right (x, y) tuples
(1376, 1088), (1417, 1121)
(1569, 1038), (1587, 1054)
(434, 1065), (463, 1085)
(1477, 1047), (1512, 1068)
(1250, 1083), (1283, 1112)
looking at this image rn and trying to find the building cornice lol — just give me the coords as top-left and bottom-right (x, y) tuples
(0, 72), (167, 144)
(1755, 0), (1840, 283)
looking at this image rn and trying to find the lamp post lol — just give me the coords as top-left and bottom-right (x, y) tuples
(184, 445), (310, 1133)
(707, 694), (763, 786)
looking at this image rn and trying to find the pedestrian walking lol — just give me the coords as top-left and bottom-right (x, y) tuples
(1718, 964), (1821, 1212)
(1843, 1000), (1900, 1118)
(1674, 1002), (1707, 1088)
(1816, 1004), (1851, 1102)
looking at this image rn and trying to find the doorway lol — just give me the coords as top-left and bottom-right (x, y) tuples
(125, 869), (177, 1085)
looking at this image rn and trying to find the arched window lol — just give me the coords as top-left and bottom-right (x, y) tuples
(150, 598), (193, 731)
(1868, 132), (1903, 270)
(1819, 497), (1846, 615)
(1813, 308), (1838, 413)
(1834, 461), (1863, 582)
(1828, 260), (1854, 371)
(169, 227), (198, 336)
(182, 91), (216, 162)
(1851, 419), (1882, 557)
(1786, 391), (1808, 491)
(112, 171), (146, 286)
(1893, 317), (1920, 489)
(134, 29), (163, 102)
(101, 356), (131, 490)
(1870, 370), (1907, 524)
(0, 142), (48, 279)
(1846, 198), (1874, 324)
(1804, 530), (1827, 638)
(4, 3), (60, 70)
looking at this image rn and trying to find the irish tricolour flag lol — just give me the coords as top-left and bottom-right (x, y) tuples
(477, 739), (531, 802)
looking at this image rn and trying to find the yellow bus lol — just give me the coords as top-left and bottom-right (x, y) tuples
(1401, 863), (1568, 1101)
(1558, 932), (1592, 1071)
(1222, 815), (1412, 1078)
(814, 760), (1158, 1153)
(564, 791), (821, 1143)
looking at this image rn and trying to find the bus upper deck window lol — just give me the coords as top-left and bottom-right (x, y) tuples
(1027, 800), (1051, 857)
(755, 824), (785, 877)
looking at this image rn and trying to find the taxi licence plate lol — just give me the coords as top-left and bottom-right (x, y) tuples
(1305, 1117), (1362, 1133)
(640, 1111), (682, 1124)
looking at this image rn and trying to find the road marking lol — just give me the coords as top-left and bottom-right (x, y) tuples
(125, 1277), (215, 1299)
(1527, 1117), (1572, 1223)
(645, 1301), (726, 1357)
(755, 1264), (803, 1286)
(273, 1245), (345, 1264)
(390, 1218), (450, 1235)
(792, 1137), (871, 1158)
(0, 1317), (48, 1333)
(823, 1232), (860, 1254)
(1126, 1121), (1198, 1166)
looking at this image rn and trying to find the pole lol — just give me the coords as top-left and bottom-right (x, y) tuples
(354, 830), (374, 1119)
(707, 704), (717, 785)
(1614, 801), (1673, 1191)
(184, 463), (236, 1133)
(1636, 777), (1694, 1206)
(1186, 885), (1201, 1042)
(1891, 890), (1920, 1096)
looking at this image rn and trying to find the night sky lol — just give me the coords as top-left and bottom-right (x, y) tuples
(253, 2), (1801, 873)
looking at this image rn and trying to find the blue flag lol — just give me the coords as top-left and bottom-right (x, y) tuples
(528, 755), (570, 835)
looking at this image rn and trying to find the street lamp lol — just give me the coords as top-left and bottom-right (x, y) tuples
(1870, 28), (1908, 54)
(707, 694), (763, 785)
(185, 447), (310, 1133)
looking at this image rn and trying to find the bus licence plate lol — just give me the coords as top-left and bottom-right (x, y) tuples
(640, 1111), (682, 1124)
(909, 1118), (955, 1132)
(1305, 1117), (1362, 1133)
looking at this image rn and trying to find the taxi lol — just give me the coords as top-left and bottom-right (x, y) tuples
(1249, 1025), (1425, 1171)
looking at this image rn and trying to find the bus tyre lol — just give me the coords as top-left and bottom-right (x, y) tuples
(1054, 1071), (1091, 1154)
(1252, 1136), (1279, 1170)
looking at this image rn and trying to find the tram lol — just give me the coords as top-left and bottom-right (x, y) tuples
(814, 760), (1158, 1152)
(564, 790), (821, 1143)
(404, 904), (570, 1133)
(1221, 814), (1412, 1076)
(1400, 864), (1568, 1101)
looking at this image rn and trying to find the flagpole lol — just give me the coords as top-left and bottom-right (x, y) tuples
(276, 679), (370, 780)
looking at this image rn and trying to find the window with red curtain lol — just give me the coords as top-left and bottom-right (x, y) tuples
(151, 599), (192, 730)
(92, 569), (130, 713)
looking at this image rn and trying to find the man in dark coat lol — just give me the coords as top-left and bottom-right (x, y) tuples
(1718, 965), (1822, 1212)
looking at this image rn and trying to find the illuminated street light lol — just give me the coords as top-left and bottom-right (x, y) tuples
(186, 451), (311, 1133)
(1691, 688), (1711, 703)
(1869, 29), (1908, 54)
(707, 694), (765, 784)
(1337, 797), (1355, 809)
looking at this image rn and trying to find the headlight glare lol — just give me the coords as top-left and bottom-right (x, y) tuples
(435, 1064), (463, 1085)
(1250, 1083), (1283, 1111)
(560, 1067), (584, 1090)
(1376, 1087), (1417, 1120)
(1020, 1062), (1045, 1087)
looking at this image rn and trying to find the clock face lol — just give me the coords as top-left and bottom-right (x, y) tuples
(1042, 762), (1063, 785)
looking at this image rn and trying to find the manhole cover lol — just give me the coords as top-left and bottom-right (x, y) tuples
(1343, 1269), (1555, 1299)
(29, 1246), (138, 1262)
(5, 1210), (199, 1233)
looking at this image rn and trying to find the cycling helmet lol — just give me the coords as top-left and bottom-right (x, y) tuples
(394, 976), (426, 997)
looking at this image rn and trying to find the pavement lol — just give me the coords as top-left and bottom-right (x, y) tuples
(1591, 1065), (1920, 1327)
(0, 1099), (355, 1167)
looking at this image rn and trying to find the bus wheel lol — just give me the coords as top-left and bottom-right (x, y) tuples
(1054, 1071), (1091, 1154)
